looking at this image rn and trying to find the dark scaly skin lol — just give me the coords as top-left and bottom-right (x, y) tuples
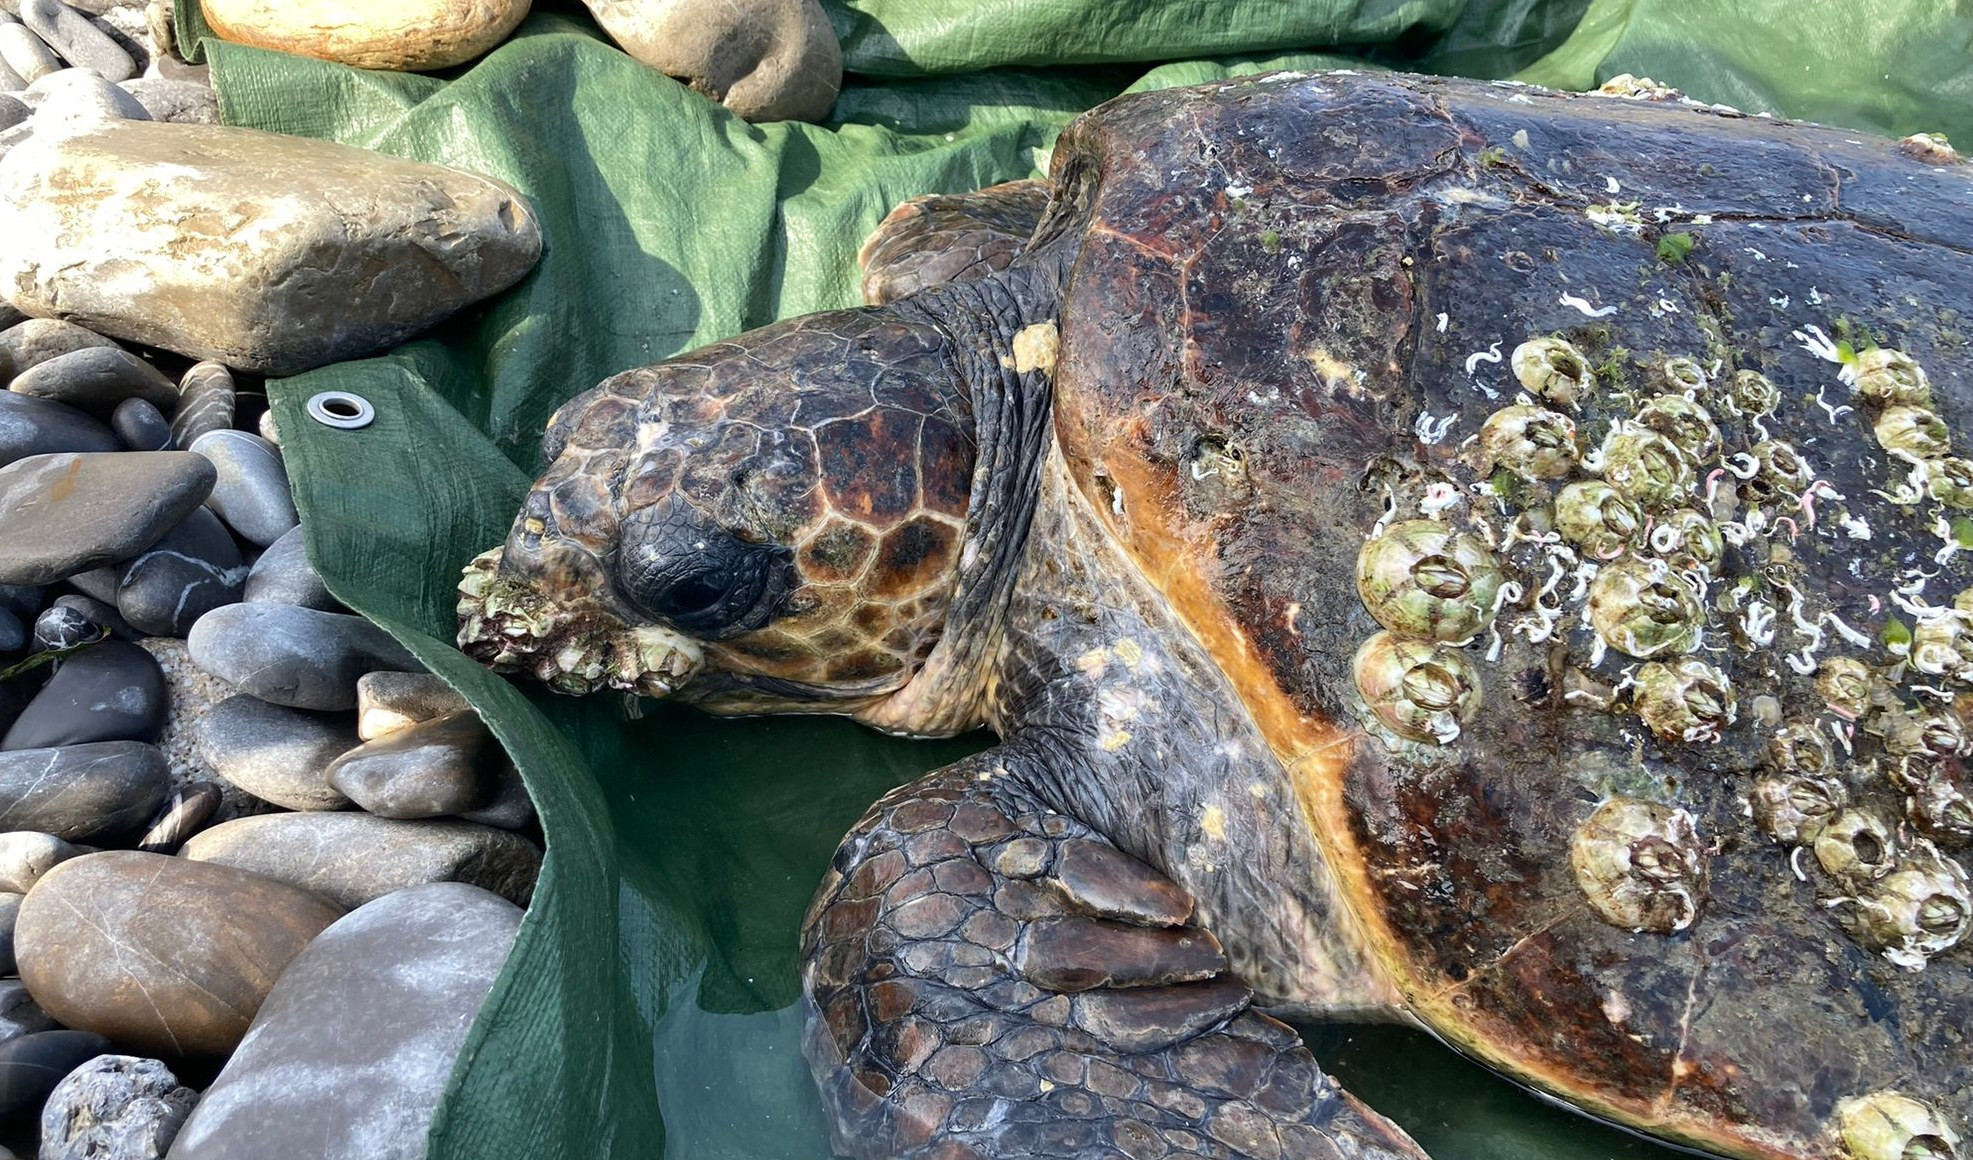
(860, 179), (1052, 307)
(463, 72), (1973, 1160)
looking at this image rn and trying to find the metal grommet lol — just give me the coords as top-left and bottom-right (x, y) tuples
(306, 391), (375, 430)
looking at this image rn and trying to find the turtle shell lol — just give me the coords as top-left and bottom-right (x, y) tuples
(1034, 71), (1973, 1159)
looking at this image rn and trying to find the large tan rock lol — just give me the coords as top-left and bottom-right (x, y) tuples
(0, 120), (542, 375)
(582, 0), (840, 122)
(200, 0), (531, 72)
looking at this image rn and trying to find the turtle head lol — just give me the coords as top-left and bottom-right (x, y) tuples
(458, 310), (978, 716)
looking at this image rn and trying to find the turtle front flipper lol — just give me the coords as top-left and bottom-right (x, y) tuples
(802, 755), (1428, 1160)
(858, 178), (1051, 306)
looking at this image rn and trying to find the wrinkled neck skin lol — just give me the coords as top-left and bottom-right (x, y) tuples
(864, 270), (1402, 1020)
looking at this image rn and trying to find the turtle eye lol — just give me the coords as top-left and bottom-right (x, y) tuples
(616, 495), (793, 639)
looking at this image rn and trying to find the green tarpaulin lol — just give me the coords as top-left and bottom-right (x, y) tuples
(169, 1), (1973, 1156)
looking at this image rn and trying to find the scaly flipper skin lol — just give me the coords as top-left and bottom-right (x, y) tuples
(804, 756), (1427, 1160)
(860, 179), (1052, 306)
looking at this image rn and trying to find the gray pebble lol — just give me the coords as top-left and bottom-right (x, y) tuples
(0, 979), (57, 1043)
(241, 526), (337, 611)
(30, 602), (103, 652)
(0, 317), (115, 383)
(193, 694), (353, 812)
(0, 892), (15, 975)
(0, 740), (168, 841)
(458, 758), (533, 831)
(169, 362), (231, 449)
(0, 391), (120, 468)
(39, 1054), (196, 1160)
(0, 606), (20, 654)
(0, 91), (24, 128)
(355, 671), (467, 740)
(19, 0), (134, 80)
(0, 1031), (112, 1122)
(1, 638), (166, 749)
(9, 345), (174, 417)
(134, 781), (219, 853)
(180, 813), (540, 908)
(0, 451), (215, 585)
(0, 302), (18, 331)
(325, 710), (495, 820)
(255, 406), (277, 446)
(51, 592), (133, 639)
(0, 830), (78, 892)
(116, 506), (245, 637)
(167, 884), (518, 1160)
(189, 430), (293, 547)
(31, 67), (146, 126)
(116, 75), (212, 123)
(0, 22), (59, 85)
(109, 396), (170, 450)
(185, 603), (418, 711)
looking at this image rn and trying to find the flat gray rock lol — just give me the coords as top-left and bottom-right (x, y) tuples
(0, 451), (215, 585)
(180, 813), (539, 907)
(0, 318), (116, 382)
(0, 120), (541, 375)
(324, 710), (493, 819)
(166, 883), (519, 1160)
(111, 396), (172, 450)
(10, 345), (175, 416)
(241, 525), (336, 610)
(1, 638), (166, 750)
(0, 740), (169, 841)
(115, 506), (246, 636)
(185, 603), (417, 710)
(117, 76), (215, 124)
(19, 0), (134, 80)
(188, 429), (293, 546)
(193, 694), (353, 812)
(0, 391), (118, 468)
(41, 1054), (197, 1160)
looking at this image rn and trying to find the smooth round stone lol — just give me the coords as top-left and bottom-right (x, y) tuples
(0, 979), (58, 1043)
(9, 346), (174, 418)
(240, 526), (335, 611)
(29, 603), (103, 652)
(185, 603), (418, 711)
(0, 608), (19, 655)
(0, 741), (169, 841)
(188, 430), (293, 547)
(0, 319), (116, 383)
(0, 23), (60, 88)
(15, 851), (344, 1057)
(353, 670), (466, 740)
(168, 883), (519, 1160)
(168, 362), (230, 450)
(133, 781), (219, 853)
(50, 593), (132, 640)
(115, 76), (215, 124)
(180, 813), (539, 908)
(0, 892), (19, 976)
(18, 0), (134, 80)
(110, 397), (171, 451)
(0, 120), (543, 376)
(581, 0), (839, 121)
(0, 57), (22, 96)
(0, 390), (119, 468)
(0, 1031), (112, 1122)
(199, 0), (529, 71)
(63, 566), (118, 605)
(325, 710), (493, 819)
(39, 1054), (196, 1160)
(0, 831), (79, 893)
(1, 639), (166, 750)
(254, 407), (276, 446)
(193, 694), (353, 812)
(115, 506), (245, 637)
(25, 67), (148, 130)
(0, 451), (216, 586)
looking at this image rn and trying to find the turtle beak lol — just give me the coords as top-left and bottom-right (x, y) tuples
(457, 545), (705, 698)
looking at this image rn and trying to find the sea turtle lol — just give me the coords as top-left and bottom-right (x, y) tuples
(457, 70), (1973, 1159)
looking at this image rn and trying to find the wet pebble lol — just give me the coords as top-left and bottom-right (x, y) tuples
(0, 831), (78, 892)
(0, 451), (215, 585)
(355, 670), (467, 740)
(30, 603), (102, 652)
(0, 741), (169, 841)
(170, 883), (518, 1160)
(110, 397), (171, 451)
(9, 345), (174, 417)
(241, 525), (336, 610)
(50, 593), (133, 640)
(189, 429), (294, 546)
(0, 1031), (113, 1122)
(0, 980), (58, 1043)
(134, 781), (219, 853)
(0, 319), (115, 382)
(181, 813), (540, 908)
(16, 851), (344, 1057)
(18, 0), (134, 81)
(326, 710), (494, 819)
(1, 639), (166, 750)
(194, 694), (354, 812)
(39, 1054), (197, 1160)
(0, 392), (119, 468)
(169, 362), (231, 450)
(115, 506), (245, 637)
(186, 602), (418, 710)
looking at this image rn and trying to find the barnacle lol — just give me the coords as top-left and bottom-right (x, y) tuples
(1555, 481), (1643, 558)
(1854, 348), (1933, 409)
(1599, 428), (1697, 508)
(1882, 710), (1970, 759)
(1588, 557), (1704, 658)
(1356, 520), (1505, 643)
(1658, 356), (1708, 397)
(1892, 757), (1973, 845)
(1812, 808), (1898, 887)
(1633, 659), (1736, 743)
(1750, 774), (1847, 845)
(1510, 337), (1594, 408)
(1751, 439), (1814, 494)
(1769, 722), (1836, 776)
(1652, 508), (1723, 573)
(1478, 405), (1579, 481)
(1353, 631), (1483, 744)
(1729, 369), (1781, 417)
(1836, 1091), (1962, 1160)
(1816, 657), (1877, 718)
(1836, 843), (1972, 969)
(1570, 797), (1707, 933)
(1926, 457), (1973, 509)
(1876, 406), (1953, 461)
(1634, 393), (1721, 463)
(1910, 610), (1973, 683)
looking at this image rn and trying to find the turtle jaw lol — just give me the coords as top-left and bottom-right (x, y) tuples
(457, 546), (705, 698)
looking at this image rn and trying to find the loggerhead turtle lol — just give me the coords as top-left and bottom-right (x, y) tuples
(458, 71), (1973, 1159)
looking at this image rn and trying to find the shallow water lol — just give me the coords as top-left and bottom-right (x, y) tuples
(611, 705), (1680, 1159)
